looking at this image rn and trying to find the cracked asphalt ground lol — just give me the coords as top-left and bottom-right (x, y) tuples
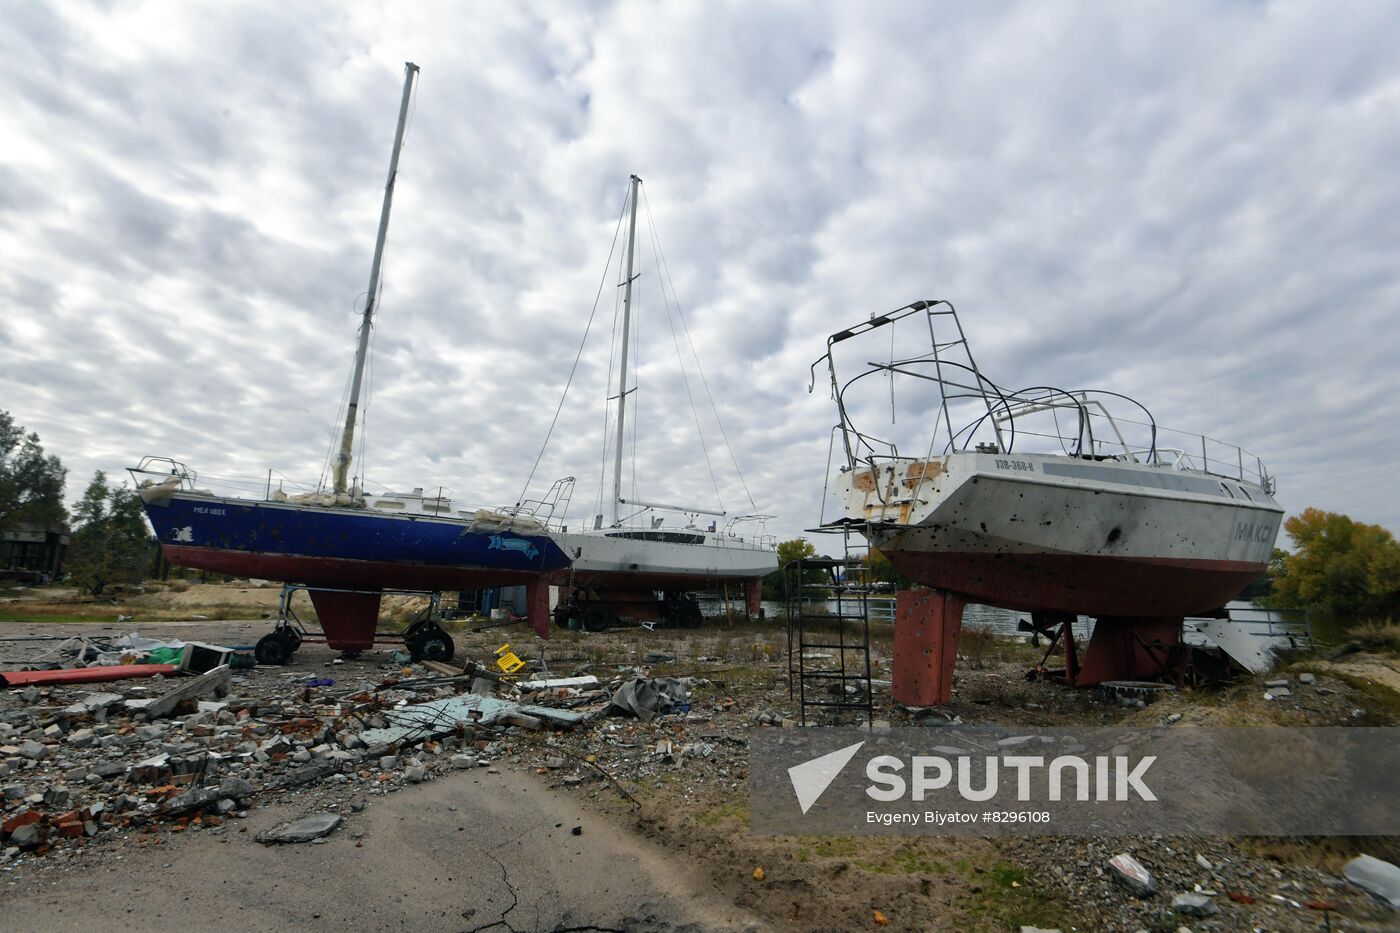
(2, 766), (763, 932)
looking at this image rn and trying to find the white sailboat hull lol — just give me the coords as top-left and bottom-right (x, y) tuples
(551, 529), (776, 590)
(834, 451), (1283, 618)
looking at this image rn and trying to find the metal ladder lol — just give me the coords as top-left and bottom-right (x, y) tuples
(786, 531), (874, 727)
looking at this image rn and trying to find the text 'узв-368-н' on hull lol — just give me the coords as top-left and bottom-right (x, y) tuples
(813, 299), (1283, 620)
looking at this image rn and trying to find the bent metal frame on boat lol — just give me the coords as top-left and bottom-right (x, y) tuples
(810, 298), (1284, 701)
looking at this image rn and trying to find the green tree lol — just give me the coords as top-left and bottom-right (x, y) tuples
(865, 546), (914, 589)
(0, 410), (67, 534)
(66, 471), (154, 596)
(761, 538), (819, 599)
(1270, 508), (1400, 616)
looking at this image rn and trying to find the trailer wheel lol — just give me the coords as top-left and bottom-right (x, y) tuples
(255, 632), (295, 666)
(581, 604), (611, 632)
(409, 630), (455, 663)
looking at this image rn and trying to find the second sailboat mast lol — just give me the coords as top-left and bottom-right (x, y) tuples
(611, 174), (641, 526)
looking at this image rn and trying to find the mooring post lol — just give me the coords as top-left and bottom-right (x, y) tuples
(892, 589), (966, 706)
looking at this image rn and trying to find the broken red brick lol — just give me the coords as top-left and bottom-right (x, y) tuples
(2, 811), (42, 834)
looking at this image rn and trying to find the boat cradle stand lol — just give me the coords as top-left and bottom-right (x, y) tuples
(254, 584), (456, 666)
(893, 592), (1204, 703)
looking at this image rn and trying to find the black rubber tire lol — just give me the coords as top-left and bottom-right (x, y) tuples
(581, 604), (611, 633)
(409, 630), (455, 663)
(255, 632), (293, 666)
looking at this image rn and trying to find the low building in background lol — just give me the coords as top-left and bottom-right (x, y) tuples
(1, 521), (69, 583)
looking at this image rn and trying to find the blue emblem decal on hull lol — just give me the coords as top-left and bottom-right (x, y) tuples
(488, 534), (540, 561)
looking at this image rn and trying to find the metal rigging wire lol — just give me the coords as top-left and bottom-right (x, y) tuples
(639, 186), (758, 512)
(515, 186), (630, 509)
(645, 203), (724, 512)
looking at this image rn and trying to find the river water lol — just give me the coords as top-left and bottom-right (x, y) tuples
(737, 597), (1352, 647)
(741, 597), (1088, 637)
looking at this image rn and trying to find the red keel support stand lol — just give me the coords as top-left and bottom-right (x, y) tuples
(308, 589), (382, 651)
(746, 579), (762, 618)
(893, 589), (966, 707)
(525, 580), (552, 639)
(1072, 617), (1183, 686)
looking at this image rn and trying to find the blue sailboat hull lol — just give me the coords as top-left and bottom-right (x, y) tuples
(142, 491), (569, 590)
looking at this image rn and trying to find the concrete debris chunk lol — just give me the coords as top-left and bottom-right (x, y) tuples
(16, 740), (47, 760)
(256, 813), (342, 845)
(1344, 854), (1400, 908)
(9, 823), (40, 849)
(359, 695), (585, 746)
(66, 728), (96, 748)
(164, 787), (221, 816)
(1171, 893), (1218, 917)
(1109, 852), (1156, 897)
(218, 775), (255, 800)
(142, 667), (231, 719)
(63, 693), (123, 716)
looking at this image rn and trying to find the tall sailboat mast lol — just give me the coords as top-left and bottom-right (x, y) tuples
(610, 174), (641, 525)
(332, 61), (420, 497)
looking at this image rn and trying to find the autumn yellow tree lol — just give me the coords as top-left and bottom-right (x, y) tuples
(1270, 508), (1400, 616)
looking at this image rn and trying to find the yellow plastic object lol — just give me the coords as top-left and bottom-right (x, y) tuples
(494, 643), (525, 675)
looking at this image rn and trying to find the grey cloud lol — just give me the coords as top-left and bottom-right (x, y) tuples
(1, 0), (1398, 543)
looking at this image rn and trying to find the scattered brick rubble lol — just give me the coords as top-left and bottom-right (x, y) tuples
(0, 649), (609, 863)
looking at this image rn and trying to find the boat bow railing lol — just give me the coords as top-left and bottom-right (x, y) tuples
(500, 476), (576, 531)
(130, 457), (199, 491)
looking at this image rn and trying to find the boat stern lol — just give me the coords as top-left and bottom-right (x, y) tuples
(830, 456), (956, 528)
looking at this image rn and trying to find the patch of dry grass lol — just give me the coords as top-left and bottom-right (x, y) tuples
(1349, 622), (1400, 654)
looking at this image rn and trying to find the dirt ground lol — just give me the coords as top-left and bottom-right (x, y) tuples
(2, 582), (1399, 931)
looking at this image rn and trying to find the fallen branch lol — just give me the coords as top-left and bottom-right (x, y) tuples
(557, 749), (641, 810)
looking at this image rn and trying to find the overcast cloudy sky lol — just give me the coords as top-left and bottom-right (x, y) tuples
(3, 0), (1398, 543)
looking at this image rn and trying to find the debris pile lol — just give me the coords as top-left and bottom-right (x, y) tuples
(0, 644), (598, 863)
